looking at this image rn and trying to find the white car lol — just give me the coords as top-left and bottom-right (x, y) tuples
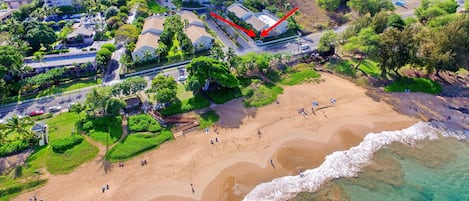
(177, 75), (188, 81)
(68, 102), (78, 108)
(48, 106), (62, 113)
(301, 44), (310, 50)
(0, 119), (4, 124)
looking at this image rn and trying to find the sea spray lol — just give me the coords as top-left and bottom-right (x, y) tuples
(243, 122), (446, 201)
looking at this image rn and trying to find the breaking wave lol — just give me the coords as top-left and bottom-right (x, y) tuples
(243, 122), (461, 201)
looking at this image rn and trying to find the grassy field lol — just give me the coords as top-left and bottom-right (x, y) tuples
(0, 178), (47, 201)
(168, 33), (183, 57)
(46, 112), (80, 139)
(243, 84), (284, 107)
(106, 130), (173, 161)
(350, 60), (381, 77)
(199, 110), (220, 129)
(280, 69), (321, 85)
(385, 77), (442, 94)
(45, 139), (98, 174)
(37, 78), (102, 98)
(87, 116), (123, 146)
(176, 84), (194, 100)
(147, 0), (167, 14)
(160, 94), (211, 116)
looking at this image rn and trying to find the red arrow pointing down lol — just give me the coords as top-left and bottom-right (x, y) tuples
(210, 12), (256, 37)
(260, 7), (299, 37)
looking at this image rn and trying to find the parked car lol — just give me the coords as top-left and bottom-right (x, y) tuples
(301, 44), (310, 50)
(0, 119), (4, 124)
(48, 106), (62, 113)
(68, 102), (78, 108)
(29, 110), (44, 117)
(177, 75), (188, 81)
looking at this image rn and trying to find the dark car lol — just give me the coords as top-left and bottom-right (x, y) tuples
(29, 110), (44, 117)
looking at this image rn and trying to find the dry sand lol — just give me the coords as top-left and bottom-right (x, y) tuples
(13, 74), (416, 201)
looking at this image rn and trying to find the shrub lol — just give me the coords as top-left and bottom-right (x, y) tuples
(280, 69), (321, 86)
(206, 87), (242, 104)
(199, 110), (220, 128)
(101, 43), (117, 52)
(0, 179), (47, 198)
(119, 6), (129, 14)
(128, 114), (161, 133)
(82, 121), (93, 132)
(50, 135), (84, 153)
(0, 141), (30, 157)
(31, 113), (53, 121)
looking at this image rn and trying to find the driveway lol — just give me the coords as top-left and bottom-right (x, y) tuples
(205, 18), (238, 51)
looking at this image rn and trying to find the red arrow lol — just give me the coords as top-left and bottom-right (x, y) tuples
(210, 12), (256, 37)
(260, 7), (299, 37)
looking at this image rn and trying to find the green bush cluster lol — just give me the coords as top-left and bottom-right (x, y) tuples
(31, 113), (53, 121)
(199, 110), (220, 128)
(0, 179), (47, 198)
(0, 141), (30, 157)
(280, 69), (321, 86)
(128, 114), (161, 133)
(49, 135), (84, 153)
(106, 131), (173, 160)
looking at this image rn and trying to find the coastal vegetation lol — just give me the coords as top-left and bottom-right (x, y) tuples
(106, 130), (173, 161)
(199, 110), (220, 129)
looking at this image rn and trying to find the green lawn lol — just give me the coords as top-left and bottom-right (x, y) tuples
(385, 77), (442, 94)
(326, 60), (357, 77)
(147, 0), (167, 13)
(87, 116), (123, 146)
(177, 84), (194, 100)
(160, 94), (211, 116)
(350, 59), (381, 77)
(45, 139), (98, 174)
(0, 178), (47, 201)
(243, 84), (284, 107)
(280, 69), (321, 86)
(46, 112), (80, 139)
(199, 110), (220, 128)
(106, 130), (173, 161)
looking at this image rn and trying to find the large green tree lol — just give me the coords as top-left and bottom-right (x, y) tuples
(105, 98), (126, 116)
(318, 30), (338, 53)
(342, 27), (380, 68)
(25, 24), (57, 52)
(151, 74), (177, 103)
(1, 116), (35, 143)
(0, 45), (24, 78)
(111, 76), (147, 97)
(186, 57), (239, 92)
(347, 0), (395, 16)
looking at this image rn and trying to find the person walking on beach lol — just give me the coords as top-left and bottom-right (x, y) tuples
(270, 159), (275, 169)
(257, 130), (262, 138)
(215, 137), (218, 142)
(210, 139), (214, 144)
(106, 184), (109, 190)
(102, 186), (106, 193)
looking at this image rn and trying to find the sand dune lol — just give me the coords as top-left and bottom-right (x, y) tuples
(13, 74), (416, 201)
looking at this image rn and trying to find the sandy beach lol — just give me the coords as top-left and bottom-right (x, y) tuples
(13, 73), (417, 201)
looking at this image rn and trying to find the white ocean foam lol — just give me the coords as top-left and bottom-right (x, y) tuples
(243, 122), (446, 201)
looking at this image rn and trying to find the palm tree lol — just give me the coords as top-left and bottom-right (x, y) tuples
(1, 116), (35, 142)
(143, 50), (153, 63)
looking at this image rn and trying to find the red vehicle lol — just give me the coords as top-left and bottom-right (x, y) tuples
(29, 110), (44, 117)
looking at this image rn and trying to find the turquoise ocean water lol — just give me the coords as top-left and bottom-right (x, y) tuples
(244, 122), (469, 201)
(292, 137), (469, 201)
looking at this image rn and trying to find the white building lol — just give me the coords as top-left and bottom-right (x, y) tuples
(31, 122), (48, 146)
(185, 25), (213, 51)
(132, 32), (160, 62)
(227, 3), (288, 36)
(180, 11), (204, 27)
(44, 0), (74, 7)
(141, 16), (165, 35)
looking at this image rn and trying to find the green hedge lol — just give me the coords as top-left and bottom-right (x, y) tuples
(31, 113), (53, 121)
(0, 141), (30, 157)
(199, 110), (220, 128)
(0, 179), (47, 198)
(280, 69), (321, 86)
(106, 130), (173, 160)
(128, 114), (161, 133)
(50, 135), (84, 153)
